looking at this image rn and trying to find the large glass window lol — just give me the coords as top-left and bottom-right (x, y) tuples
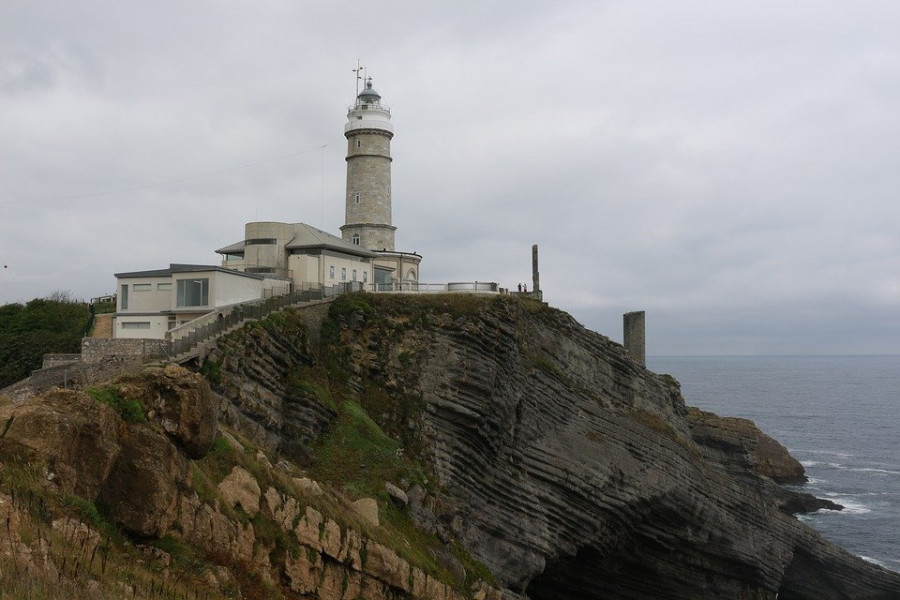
(122, 321), (151, 329)
(133, 283), (151, 291)
(121, 284), (129, 310)
(176, 278), (209, 307)
(352, 234), (360, 245)
(341, 268), (346, 281)
(329, 266), (335, 279)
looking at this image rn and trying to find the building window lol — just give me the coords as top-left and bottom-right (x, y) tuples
(352, 269), (357, 281)
(120, 284), (129, 310)
(176, 278), (209, 307)
(158, 282), (172, 291)
(406, 269), (417, 281)
(245, 238), (277, 245)
(352, 234), (360, 245)
(356, 139), (361, 148)
(122, 321), (151, 329)
(329, 266), (335, 279)
(363, 271), (368, 283)
(354, 193), (360, 204)
(133, 283), (151, 291)
(341, 268), (346, 281)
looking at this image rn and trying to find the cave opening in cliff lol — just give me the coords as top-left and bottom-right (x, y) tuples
(525, 545), (682, 600)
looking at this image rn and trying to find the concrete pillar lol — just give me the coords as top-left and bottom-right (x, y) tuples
(531, 244), (542, 300)
(623, 311), (646, 366)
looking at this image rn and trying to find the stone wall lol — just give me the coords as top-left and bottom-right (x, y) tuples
(81, 338), (170, 365)
(1, 339), (171, 403)
(42, 354), (81, 369)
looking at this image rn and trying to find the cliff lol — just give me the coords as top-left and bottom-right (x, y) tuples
(1, 293), (898, 599)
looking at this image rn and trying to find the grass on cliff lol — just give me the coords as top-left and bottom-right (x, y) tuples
(84, 385), (147, 424)
(630, 408), (701, 459)
(307, 400), (410, 498)
(0, 462), (227, 600)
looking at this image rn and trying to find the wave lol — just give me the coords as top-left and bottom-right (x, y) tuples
(851, 467), (900, 476)
(821, 463), (900, 476)
(861, 556), (889, 569)
(795, 449), (854, 459)
(817, 498), (871, 515)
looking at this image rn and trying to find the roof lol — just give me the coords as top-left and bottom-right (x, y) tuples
(114, 263), (266, 280)
(215, 223), (377, 259)
(285, 223), (377, 258)
(215, 240), (246, 254)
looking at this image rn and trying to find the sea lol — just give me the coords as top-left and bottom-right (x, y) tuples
(647, 355), (900, 573)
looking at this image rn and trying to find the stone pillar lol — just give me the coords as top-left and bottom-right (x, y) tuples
(623, 311), (646, 366)
(531, 244), (542, 300)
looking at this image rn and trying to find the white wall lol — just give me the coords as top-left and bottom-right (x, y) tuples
(210, 271), (264, 306)
(115, 315), (169, 340)
(118, 277), (172, 313)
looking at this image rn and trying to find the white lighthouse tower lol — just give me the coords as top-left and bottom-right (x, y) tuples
(341, 76), (421, 286)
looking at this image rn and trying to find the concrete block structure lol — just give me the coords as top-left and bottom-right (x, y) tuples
(623, 311), (646, 366)
(113, 264), (274, 339)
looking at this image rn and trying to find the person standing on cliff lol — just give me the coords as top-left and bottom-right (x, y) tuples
(517, 283), (522, 292)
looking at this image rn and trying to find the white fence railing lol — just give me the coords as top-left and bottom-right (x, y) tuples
(368, 281), (500, 294)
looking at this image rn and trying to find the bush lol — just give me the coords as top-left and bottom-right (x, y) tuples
(0, 295), (90, 388)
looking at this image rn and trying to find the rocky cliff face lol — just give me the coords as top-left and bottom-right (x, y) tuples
(274, 294), (898, 600)
(2, 294), (899, 600)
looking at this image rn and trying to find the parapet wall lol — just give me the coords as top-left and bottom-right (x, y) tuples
(42, 354), (81, 369)
(81, 338), (169, 365)
(1, 339), (171, 402)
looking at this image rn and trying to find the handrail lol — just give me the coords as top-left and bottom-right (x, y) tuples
(168, 283), (354, 359)
(167, 280), (503, 360)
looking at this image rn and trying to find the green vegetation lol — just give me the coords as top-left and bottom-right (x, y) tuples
(199, 357), (223, 385)
(85, 385), (147, 423)
(307, 400), (409, 498)
(0, 292), (91, 388)
(0, 462), (214, 600)
(630, 408), (700, 459)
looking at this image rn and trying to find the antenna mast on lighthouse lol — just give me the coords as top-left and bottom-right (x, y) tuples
(353, 59), (366, 97)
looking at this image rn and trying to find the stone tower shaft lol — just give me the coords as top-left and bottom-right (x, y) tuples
(341, 77), (396, 252)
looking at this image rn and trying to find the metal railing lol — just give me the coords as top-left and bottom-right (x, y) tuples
(368, 281), (500, 294)
(166, 280), (501, 359)
(168, 283), (353, 359)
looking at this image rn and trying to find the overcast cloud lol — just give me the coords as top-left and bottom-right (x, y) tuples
(2, 1), (899, 355)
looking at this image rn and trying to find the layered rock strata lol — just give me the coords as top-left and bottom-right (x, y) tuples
(306, 295), (900, 600)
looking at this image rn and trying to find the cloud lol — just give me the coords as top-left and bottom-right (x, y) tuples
(2, 1), (899, 354)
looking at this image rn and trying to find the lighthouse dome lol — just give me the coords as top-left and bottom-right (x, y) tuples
(357, 78), (381, 104)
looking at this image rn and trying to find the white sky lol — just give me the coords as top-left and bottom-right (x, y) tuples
(2, 1), (899, 355)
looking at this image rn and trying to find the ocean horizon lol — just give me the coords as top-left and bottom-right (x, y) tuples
(648, 354), (900, 572)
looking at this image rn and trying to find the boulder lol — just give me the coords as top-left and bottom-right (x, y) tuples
(385, 481), (408, 508)
(125, 365), (219, 458)
(98, 425), (188, 537)
(0, 388), (121, 499)
(351, 498), (380, 528)
(217, 466), (261, 517)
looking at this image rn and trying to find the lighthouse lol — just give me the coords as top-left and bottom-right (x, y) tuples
(342, 76), (421, 286)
